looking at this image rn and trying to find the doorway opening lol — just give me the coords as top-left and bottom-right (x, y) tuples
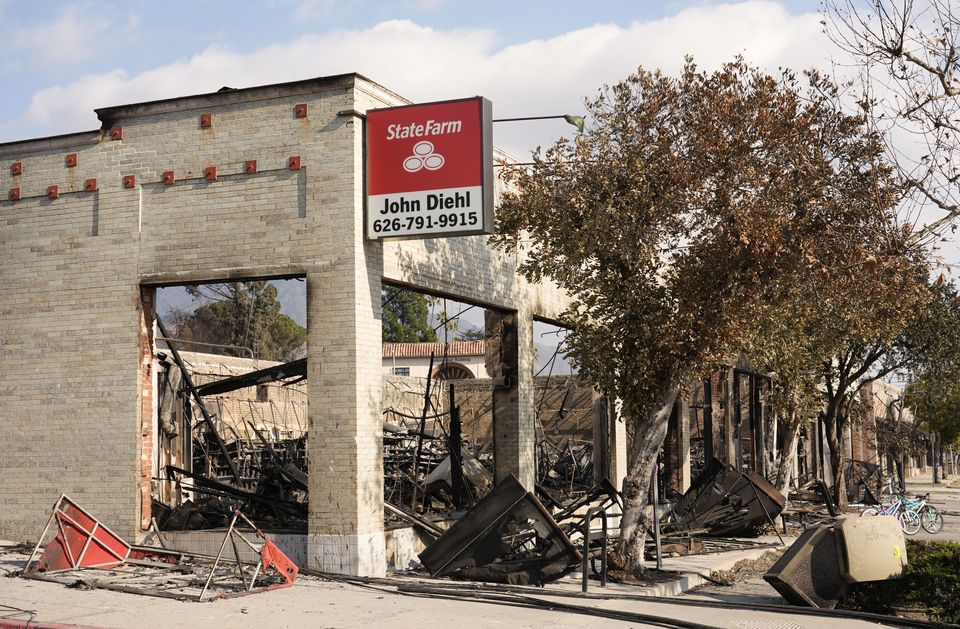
(145, 277), (308, 533)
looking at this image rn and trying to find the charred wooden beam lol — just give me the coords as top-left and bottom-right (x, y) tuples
(165, 465), (307, 517)
(155, 318), (242, 485)
(194, 358), (307, 397)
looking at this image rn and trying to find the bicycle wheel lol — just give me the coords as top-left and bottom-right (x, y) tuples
(921, 506), (944, 534)
(860, 508), (879, 517)
(900, 509), (922, 535)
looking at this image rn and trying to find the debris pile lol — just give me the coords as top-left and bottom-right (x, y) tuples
(22, 495), (297, 602)
(418, 474), (581, 585)
(537, 441), (594, 501)
(661, 459), (785, 537)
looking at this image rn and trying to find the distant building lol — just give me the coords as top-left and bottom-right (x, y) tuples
(382, 340), (488, 379)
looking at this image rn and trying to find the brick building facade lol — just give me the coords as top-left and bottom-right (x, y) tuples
(0, 73), (588, 576)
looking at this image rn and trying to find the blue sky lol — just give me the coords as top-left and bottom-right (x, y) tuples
(0, 1), (824, 152)
(5, 1), (956, 270)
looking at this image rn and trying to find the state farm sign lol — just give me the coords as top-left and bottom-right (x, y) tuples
(366, 96), (494, 240)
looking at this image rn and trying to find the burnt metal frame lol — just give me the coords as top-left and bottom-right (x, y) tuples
(155, 317), (242, 485)
(24, 503), (297, 602)
(580, 507), (607, 593)
(24, 494), (132, 575)
(197, 510), (297, 601)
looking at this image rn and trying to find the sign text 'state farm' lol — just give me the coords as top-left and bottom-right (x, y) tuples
(366, 97), (494, 240)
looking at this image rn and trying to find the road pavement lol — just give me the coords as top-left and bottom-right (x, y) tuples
(0, 543), (904, 629)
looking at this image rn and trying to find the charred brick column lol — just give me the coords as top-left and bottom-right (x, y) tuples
(592, 393), (628, 491)
(137, 286), (156, 536)
(663, 404), (680, 492)
(676, 395), (691, 493)
(723, 369), (737, 465)
(592, 393), (609, 483)
(306, 259), (385, 576)
(306, 103), (385, 577)
(486, 307), (536, 489)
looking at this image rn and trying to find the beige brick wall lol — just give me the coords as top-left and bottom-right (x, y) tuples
(0, 74), (570, 575)
(0, 135), (142, 541)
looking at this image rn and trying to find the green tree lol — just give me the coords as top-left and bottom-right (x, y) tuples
(903, 280), (960, 483)
(172, 281), (307, 362)
(494, 58), (919, 571)
(382, 288), (438, 343)
(817, 276), (960, 510)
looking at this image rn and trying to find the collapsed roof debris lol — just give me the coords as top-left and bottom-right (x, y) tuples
(661, 459), (785, 537)
(195, 358), (307, 396)
(152, 343), (809, 590)
(418, 474), (581, 586)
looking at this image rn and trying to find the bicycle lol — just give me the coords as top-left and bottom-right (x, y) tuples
(860, 494), (922, 535)
(903, 493), (944, 534)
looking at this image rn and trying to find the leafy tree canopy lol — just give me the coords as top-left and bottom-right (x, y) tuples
(904, 280), (960, 448)
(382, 288), (439, 343)
(493, 57), (923, 569)
(170, 281), (307, 362)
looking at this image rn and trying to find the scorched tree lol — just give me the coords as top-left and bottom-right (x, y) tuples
(493, 58), (915, 571)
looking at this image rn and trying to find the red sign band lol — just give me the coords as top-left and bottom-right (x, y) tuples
(366, 96), (493, 240)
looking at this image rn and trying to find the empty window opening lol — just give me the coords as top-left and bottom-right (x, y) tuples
(532, 321), (594, 501)
(149, 278), (308, 534)
(381, 285), (493, 516)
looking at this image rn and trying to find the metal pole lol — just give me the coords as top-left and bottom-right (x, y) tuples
(652, 463), (662, 571)
(492, 115), (568, 123)
(411, 353), (436, 510)
(600, 510), (608, 587)
(229, 529), (249, 590)
(449, 383), (463, 509)
(581, 514), (591, 593)
(581, 507), (608, 593)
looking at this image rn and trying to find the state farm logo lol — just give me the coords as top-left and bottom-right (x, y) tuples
(402, 141), (445, 173)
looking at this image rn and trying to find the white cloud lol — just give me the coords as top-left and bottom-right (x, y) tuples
(15, 1), (826, 157)
(1, 2), (141, 71)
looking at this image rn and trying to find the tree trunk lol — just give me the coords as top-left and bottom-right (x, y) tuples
(775, 416), (799, 498)
(830, 446), (848, 511)
(618, 388), (678, 573)
(933, 432), (941, 485)
(941, 442), (948, 480)
(821, 382), (849, 510)
(824, 412), (849, 511)
(896, 454), (905, 493)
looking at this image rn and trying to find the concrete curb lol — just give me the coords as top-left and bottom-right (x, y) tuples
(550, 536), (789, 599)
(0, 622), (105, 629)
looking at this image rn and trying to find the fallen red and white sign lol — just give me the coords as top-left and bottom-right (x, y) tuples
(22, 495), (297, 602)
(366, 96), (494, 240)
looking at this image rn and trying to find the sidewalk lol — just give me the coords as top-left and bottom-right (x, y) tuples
(0, 535), (794, 629)
(905, 470), (960, 494)
(497, 534), (789, 598)
(9, 537), (900, 629)
(1, 531), (907, 629)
